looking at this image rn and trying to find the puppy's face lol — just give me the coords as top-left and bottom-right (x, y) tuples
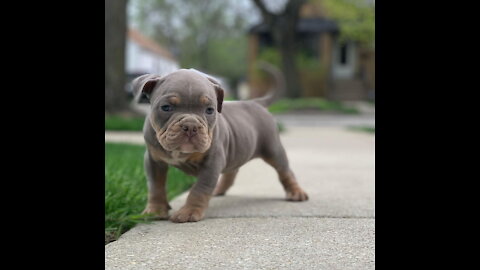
(132, 70), (224, 154)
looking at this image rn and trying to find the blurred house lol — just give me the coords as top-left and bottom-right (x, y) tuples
(125, 28), (179, 96)
(247, 1), (375, 101)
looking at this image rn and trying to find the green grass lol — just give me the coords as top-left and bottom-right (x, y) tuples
(105, 143), (197, 244)
(348, 126), (375, 133)
(277, 122), (285, 133)
(105, 115), (146, 131)
(268, 98), (359, 114)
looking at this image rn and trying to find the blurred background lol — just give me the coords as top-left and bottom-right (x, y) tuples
(105, 0), (375, 244)
(105, 0), (375, 117)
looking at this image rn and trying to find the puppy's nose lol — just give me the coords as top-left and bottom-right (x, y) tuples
(181, 123), (198, 138)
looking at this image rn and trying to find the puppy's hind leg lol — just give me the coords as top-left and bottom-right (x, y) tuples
(213, 169), (239, 196)
(262, 143), (309, 201)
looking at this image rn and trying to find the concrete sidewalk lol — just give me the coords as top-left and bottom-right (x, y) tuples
(105, 127), (375, 269)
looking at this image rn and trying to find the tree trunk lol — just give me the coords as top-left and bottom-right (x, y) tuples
(276, 25), (302, 98)
(252, 0), (305, 99)
(279, 45), (301, 98)
(105, 0), (128, 113)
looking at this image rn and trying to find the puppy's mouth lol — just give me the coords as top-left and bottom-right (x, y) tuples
(156, 115), (212, 153)
(178, 138), (197, 152)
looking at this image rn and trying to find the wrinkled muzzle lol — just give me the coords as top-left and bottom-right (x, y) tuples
(155, 114), (212, 153)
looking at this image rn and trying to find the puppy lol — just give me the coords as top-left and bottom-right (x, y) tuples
(132, 65), (308, 223)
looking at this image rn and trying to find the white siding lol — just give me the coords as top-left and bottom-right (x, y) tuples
(126, 40), (179, 76)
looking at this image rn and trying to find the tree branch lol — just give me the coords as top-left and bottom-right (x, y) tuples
(252, 0), (274, 26)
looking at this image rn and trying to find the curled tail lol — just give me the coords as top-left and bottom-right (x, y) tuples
(252, 61), (285, 107)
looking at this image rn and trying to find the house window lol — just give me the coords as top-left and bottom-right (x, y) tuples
(339, 43), (348, 65)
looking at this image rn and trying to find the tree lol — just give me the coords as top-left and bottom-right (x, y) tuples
(252, 0), (306, 98)
(105, 0), (128, 113)
(132, 0), (252, 90)
(323, 0), (375, 48)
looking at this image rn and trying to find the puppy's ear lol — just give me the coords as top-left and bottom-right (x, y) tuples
(131, 74), (164, 102)
(207, 77), (224, 113)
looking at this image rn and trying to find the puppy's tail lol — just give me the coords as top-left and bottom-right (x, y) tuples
(252, 61), (285, 107)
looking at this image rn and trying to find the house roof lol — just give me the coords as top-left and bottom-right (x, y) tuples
(128, 28), (176, 61)
(249, 18), (339, 34)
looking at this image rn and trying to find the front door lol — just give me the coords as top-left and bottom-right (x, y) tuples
(332, 40), (356, 80)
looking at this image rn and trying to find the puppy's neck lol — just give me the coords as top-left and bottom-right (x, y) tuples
(148, 143), (207, 166)
(170, 150), (206, 164)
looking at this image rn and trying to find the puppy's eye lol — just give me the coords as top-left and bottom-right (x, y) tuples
(205, 107), (215, 114)
(161, 105), (172, 112)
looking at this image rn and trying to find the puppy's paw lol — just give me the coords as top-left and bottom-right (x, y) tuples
(212, 189), (226, 196)
(286, 188), (309, 201)
(169, 206), (205, 223)
(142, 204), (170, 220)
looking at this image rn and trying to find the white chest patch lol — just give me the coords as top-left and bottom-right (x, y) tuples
(167, 151), (190, 165)
(148, 145), (190, 166)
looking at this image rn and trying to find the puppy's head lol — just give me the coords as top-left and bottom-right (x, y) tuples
(132, 69), (224, 153)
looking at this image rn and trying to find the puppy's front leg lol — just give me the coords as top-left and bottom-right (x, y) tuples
(142, 151), (170, 219)
(170, 169), (220, 223)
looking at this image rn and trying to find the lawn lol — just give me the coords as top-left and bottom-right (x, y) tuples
(348, 126), (375, 133)
(105, 143), (197, 244)
(105, 115), (146, 131)
(268, 98), (359, 114)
